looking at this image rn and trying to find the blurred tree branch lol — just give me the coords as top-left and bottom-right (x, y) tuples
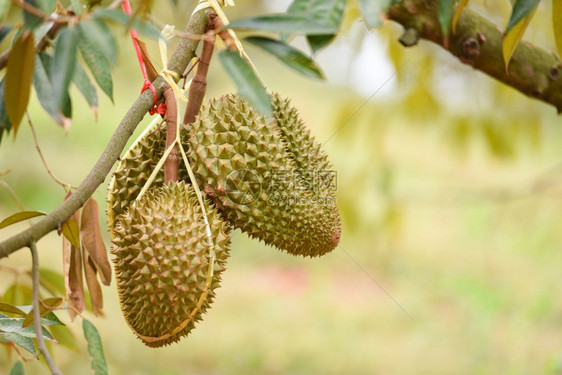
(0, 8), (213, 259)
(388, 0), (562, 113)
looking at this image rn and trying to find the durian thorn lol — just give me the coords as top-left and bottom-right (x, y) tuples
(107, 115), (161, 231)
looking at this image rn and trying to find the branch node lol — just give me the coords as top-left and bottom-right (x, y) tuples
(548, 65), (560, 81)
(461, 36), (480, 63)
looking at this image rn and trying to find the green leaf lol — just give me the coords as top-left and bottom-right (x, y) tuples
(505, 0), (541, 32)
(0, 315), (54, 340)
(2, 284), (33, 306)
(93, 8), (161, 39)
(227, 15), (336, 35)
(83, 319), (109, 375)
(437, 0), (454, 40)
(77, 18), (118, 65)
(452, 0), (469, 34)
(245, 36), (324, 80)
(0, 0), (9, 21)
(51, 27), (78, 121)
(73, 61), (99, 114)
(9, 361), (24, 375)
(358, 0), (391, 29)
(0, 78), (12, 144)
(553, 0), (562, 57)
(5, 31), (35, 138)
(219, 49), (272, 118)
(14, 306), (65, 326)
(23, 0), (42, 29)
(33, 53), (67, 127)
(0, 303), (26, 316)
(35, 0), (55, 13)
(21, 298), (64, 327)
(0, 26), (10, 43)
(0, 332), (36, 354)
(77, 24), (113, 101)
(62, 218), (80, 248)
(0, 210), (46, 230)
(503, 0), (539, 69)
(70, 0), (84, 14)
(287, 0), (346, 52)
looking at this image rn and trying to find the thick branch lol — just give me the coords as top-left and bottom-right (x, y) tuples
(0, 8), (212, 258)
(388, 0), (562, 113)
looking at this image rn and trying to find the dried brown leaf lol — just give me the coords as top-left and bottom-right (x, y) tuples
(80, 197), (112, 285)
(135, 38), (159, 82)
(63, 208), (85, 322)
(82, 251), (104, 317)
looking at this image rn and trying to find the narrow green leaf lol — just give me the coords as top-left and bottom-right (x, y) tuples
(35, 0), (55, 13)
(505, 0), (541, 32)
(23, 0), (41, 29)
(21, 297), (64, 327)
(33, 53), (67, 127)
(0, 303), (26, 316)
(77, 24), (113, 101)
(0, 0), (10, 22)
(0, 332), (36, 354)
(51, 27), (78, 120)
(0, 210), (46, 230)
(93, 8), (161, 39)
(77, 19), (118, 65)
(83, 319), (109, 375)
(2, 284), (33, 306)
(452, 0), (469, 34)
(73, 61), (99, 114)
(245, 36), (324, 80)
(62, 218), (80, 248)
(219, 49), (272, 118)
(14, 306), (65, 326)
(0, 78), (12, 144)
(437, 0), (454, 40)
(227, 15), (336, 35)
(359, 0), (391, 29)
(553, 0), (562, 57)
(9, 361), (24, 375)
(503, 1), (539, 69)
(5, 31), (35, 138)
(307, 34), (335, 53)
(0, 27), (10, 44)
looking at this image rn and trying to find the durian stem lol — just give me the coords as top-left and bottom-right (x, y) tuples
(0, 8), (212, 258)
(183, 17), (216, 125)
(30, 242), (63, 375)
(163, 87), (179, 183)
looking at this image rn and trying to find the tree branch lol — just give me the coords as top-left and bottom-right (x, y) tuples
(0, 8), (212, 259)
(388, 0), (562, 113)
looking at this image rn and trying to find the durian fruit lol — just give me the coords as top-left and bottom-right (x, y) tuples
(186, 93), (341, 257)
(111, 181), (230, 347)
(106, 125), (189, 236)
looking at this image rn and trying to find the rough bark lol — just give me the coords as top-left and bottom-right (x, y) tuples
(388, 0), (562, 113)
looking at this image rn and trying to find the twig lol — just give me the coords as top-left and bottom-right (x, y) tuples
(0, 8), (212, 258)
(183, 19), (215, 125)
(27, 113), (74, 192)
(30, 241), (62, 375)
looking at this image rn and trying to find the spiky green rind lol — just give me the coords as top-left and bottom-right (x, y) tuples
(186, 93), (341, 257)
(111, 181), (230, 347)
(107, 126), (189, 236)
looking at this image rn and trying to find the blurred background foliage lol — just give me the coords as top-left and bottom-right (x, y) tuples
(2, 0), (562, 374)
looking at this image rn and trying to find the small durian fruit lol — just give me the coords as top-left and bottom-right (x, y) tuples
(106, 126), (188, 236)
(111, 181), (230, 347)
(186, 93), (341, 257)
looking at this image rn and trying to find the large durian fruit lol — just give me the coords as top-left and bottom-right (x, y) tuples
(111, 181), (230, 347)
(186, 93), (341, 257)
(106, 124), (189, 236)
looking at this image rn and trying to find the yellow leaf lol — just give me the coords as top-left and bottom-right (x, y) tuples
(502, 5), (538, 71)
(554, 0), (562, 58)
(452, 0), (469, 34)
(5, 31), (35, 138)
